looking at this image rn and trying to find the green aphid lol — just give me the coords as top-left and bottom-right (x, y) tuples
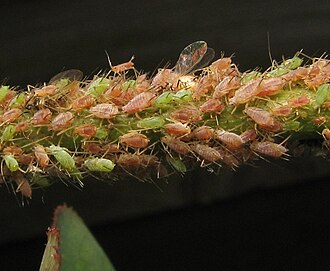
(31, 176), (51, 187)
(3, 154), (19, 172)
(95, 127), (109, 140)
(122, 80), (136, 91)
(314, 84), (330, 109)
(281, 56), (303, 70)
(48, 145), (77, 172)
(0, 86), (10, 102)
(283, 120), (301, 131)
(153, 91), (174, 108)
(86, 77), (110, 97)
(1, 125), (16, 142)
(84, 158), (115, 173)
(166, 155), (187, 174)
(241, 71), (262, 84)
(268, 67), (289, 77)
(9, 92), (25, 108)
(173, 89), (192, 103)
(137, 116), (166, 129)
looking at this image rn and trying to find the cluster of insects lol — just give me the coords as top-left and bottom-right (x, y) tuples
(0, 41), (330, 201)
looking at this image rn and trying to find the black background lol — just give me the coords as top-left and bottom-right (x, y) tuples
(0, 0), (330, 270)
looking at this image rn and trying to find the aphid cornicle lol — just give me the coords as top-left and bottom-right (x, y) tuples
(161, 136), (191, 155)
(250, 141), (288, 158)
(119, 132), (150, 148)
(31, 108), (52, 125)
(49, 112), (74, 131)
(193, 143), (223, 162)
(89, 103), (119, 119)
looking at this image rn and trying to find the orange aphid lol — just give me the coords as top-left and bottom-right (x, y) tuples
(71, 95), (95, 111)
(0, 108), (22, 123)
(313, 116), (326, 126)
(282, 67), (309, 82)
(111, 58), (134, 73)
(31, 108), (52, 125)
(122, 92), (155, 113)
(271, 105), (293, 117)
(229, 78), (262, 105)
(34, 85), (57, 97)
(49, 112), (74, 131)
(250, 141), (288, 158)
(193, 143), (223, 162)
(210, 57), (232, 71)
(200, 98), (224, 113)
(170, 106), (202, 123)
(117, 153), (159, 168)
(151, 69), (177, 89)
(34, 144), (50, 168)
(164, 122), (191, 137)
(257, 77), (286, 96)
(15, 121), (29, 132)
(288, 95), (310, 108)
(119, 132), (150, 148)
(82, 142), (103, 154)
(192, 75), (213, 100)
(73, 124), (97, 138)
(212, 76), (241, 98)
(161, 136), (190, 155)
(102, 143), (122, 154)
(3, 145), (23, 156)
(215, 130), (244, 150)
(192, 126), (214, 141)
(240, 129), (258, 143)
(89, 103), (119, 119)
(244, 107), (282, 132)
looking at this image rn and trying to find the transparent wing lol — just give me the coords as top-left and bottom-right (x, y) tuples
(174, 41), (208, 74)
(193, 47), (215, 71)
(49, 69), (83, 84)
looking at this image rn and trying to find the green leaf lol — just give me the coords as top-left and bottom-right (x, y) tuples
(40, 205), (116, 271)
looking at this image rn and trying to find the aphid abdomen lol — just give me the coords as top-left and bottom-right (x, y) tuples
(122, 92), (156, 113)
(74, 124), (97, 138)
(89, 103), (119, 119)
(244, 107), (281, 132)
(229, 78), (262, 105)
(250, 141), (288, 158)
(71, 95), (95, 111)
(215, 130), (244, 150)
(200, 98), (224, 113)
(193, 143), (222, 162)
(192, 126), (215, 141)
(257, 77), (286, 96)
(49, 112), (74, 131)
(164, 123), (191, 137)
(161, 136), (190, 155)
(170, 106), (202, 123)
(212, 76), (240, 99)
(240, 129), (258, 143)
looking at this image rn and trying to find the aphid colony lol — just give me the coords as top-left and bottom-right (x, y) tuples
(0, 41), (330, 199)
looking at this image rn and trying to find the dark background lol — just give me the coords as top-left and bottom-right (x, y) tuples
(0, 0), (330, 270)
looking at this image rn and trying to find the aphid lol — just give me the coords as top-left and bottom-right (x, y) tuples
(3, 145), (23, 156)
(15, 121), (29, 132)
(173, 89), (193, 103)
(73, 124), (97, 138)
(111, 56), (134, 73)
(212, 76), (241, 99)
(34, 144), (50, 168)
(200, 98), (224, 113)
(210, 57), (232, 72)
(1, 125), (16, 142)
(170, 106), (202, 123)
(122, 92), (155, 113)
(305, 74), (328, 89)
(287, 95), (310, 108)
(3, 154), (19, 172)
(71, 95), (95, 111)
(119, 132), (150, 148)
(34, 85), (57, 97)
(137, 116), (166, 129)
(217, 148), (240, 169)
(240, 129), (258, 143)
(14, 172), (32, 198)
(192, 75), (213, 100)
(102, 143), (122, 154)
(153, 91), (174, 109)
(257, 77), (286, 96)
(82, 142), (103, 154)
(164, 122), (191, 137)
(215, 130), (244, 150)
(0, 90), (16, 108)
(281, 67), (309, 82)
(0, 85), (10, 102)
(313, 116), (326, 126)
(192, 143), (223, 162)
(49, 69), (83, 84)
(84, 158), (115, 173)
(49, 112), (74, 131)
(322, 128), (330, 141)
(8, 92), (26, 108)
(18, 153), (34, 166)
(151, 69), (177, 89)
(244, 107), (281, 132)
(161, 136), (190, 155)
(250, 141), (288, 158)
(166, 155), (187, 174)
(270, 105), (292, 117)
(314, 84), (330, 108)
(86, 77), (110, 98)
(89, 103), (119, 119)
(31, 108), (52, 125)
(117, 153), (158, 168)
(229, 78), (262, 105)
(192, 126), (214, 141)
(0, 108), (22, 124)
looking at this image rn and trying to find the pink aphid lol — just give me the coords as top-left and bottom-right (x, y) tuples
(111, 58), (134, 73)
(271, 105), (292, 117)
(15, 121), (29, 132)
(210, 57), (232, 72)
(250, 141), (288, 158)
(71, 95), (95, 111)
(0, 108), (22, 123)
(34, 144), (50, 168)
(244, 107), (281, 132)
(89, 103), (119, 118)
(151, 69), (177, 89)
(215, 130), (244, 150)
(257, 77), (286, 96)
(49, 112), (74, 131)
(200, 98), (224, 113)
(240, 129), (258, 143)
(170, 106), (202, 123)
(287, 95), (310, 108)
(212, 76), (241, 98)
(31, 108), (52, 125)
(192, 126), (215, 141)
(34, 85), (57, 97)
(193, 144), (223, 162)
(161, 136), (190, 155)
(229, 78), (262, 105)
(192, 76), (213, 100)
(282, 67), (309, 82)
(122, 92), (155, 113)
(119, 132), (150, 148)
(164, 122), (191, 137)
